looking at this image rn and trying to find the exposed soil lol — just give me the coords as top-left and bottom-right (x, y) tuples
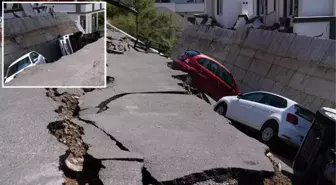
(47, 120), (88, 158)
(45, 88), (103, 185)
(263, 150), (293, 185)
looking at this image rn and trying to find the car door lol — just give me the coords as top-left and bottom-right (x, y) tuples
(215, 67), (238, 99)
(231, 92), (268, 126)
(193, 57), (213, 93)
(250, 94), (286, 129)
(199, 59), (222, 100)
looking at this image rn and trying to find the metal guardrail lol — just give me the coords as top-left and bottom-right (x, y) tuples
(133, 35), (169, 54)
(107, 23), (169, 58)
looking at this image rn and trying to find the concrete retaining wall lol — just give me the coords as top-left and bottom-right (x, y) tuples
(3, 12), (79, 73)
(171, 26), (336, 112)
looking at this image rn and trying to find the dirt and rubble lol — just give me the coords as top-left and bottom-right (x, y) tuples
(107, 36), (132, 54)
(46, 88), (102, 185)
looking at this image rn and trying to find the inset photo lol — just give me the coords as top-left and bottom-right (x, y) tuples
(2, 2), (106, 88)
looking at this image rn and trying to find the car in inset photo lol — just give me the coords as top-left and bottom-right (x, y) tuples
(4, 51), (47, 84)
(214, 91), (315, 147)
(3, 2), (106, 87)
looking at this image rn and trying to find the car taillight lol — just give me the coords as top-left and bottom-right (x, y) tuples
(286, 113), (298, 125)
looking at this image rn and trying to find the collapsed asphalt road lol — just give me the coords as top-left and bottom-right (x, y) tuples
(5, 38), (105, 87)
(0, 29), (294, 185)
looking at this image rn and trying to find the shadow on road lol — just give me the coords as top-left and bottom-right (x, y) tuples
(230, 121), (298, 168)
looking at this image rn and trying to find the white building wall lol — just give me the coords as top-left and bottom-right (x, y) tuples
(52, 4), (76, 12)
(214, 0), (241, 28)
(175, 3), (204, 12)
(93, 3), (100, 11)
(86, 13), (92, 33)
(155, 3), (176, 11)
(204, 0), (214, 16)
(293, 22), (330, 39)
(299, 0), (334, 16)
(81, 4), (93, 13)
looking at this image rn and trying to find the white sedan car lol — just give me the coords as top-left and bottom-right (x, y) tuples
(214, 91), (315, 147)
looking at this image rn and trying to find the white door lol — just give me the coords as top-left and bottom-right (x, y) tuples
(231, 92), (268, 128)
(249, 94), (286, 129)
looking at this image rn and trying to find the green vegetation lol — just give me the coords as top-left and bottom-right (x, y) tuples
(107, 0), (183, 52)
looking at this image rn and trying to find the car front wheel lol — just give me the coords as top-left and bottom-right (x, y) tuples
(260, 121), (278, 146)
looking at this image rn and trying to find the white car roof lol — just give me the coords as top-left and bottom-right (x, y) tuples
(244, 91), (298, 106)
(8, 51), (38, 68)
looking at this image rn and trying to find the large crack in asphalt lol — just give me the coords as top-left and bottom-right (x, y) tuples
(45, 88), (138, 185)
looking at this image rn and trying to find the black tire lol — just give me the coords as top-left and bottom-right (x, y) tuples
(260, 121), (278, 146)
(214, 102), (227, 116)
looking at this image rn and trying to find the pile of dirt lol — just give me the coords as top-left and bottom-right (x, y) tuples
(48, 120), (88, 159)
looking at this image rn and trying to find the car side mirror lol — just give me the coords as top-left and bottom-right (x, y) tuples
(237, 93), (243, 99)
(33, 58), (38, 63)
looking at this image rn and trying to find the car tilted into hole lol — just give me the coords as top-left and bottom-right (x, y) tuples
(172, 50), (240, 100)
(214, 91), (315, 147)
(4, 51), (48, 84)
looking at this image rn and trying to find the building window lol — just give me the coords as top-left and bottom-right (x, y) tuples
(80, 15), (86, 30)
(293, 0), (298, 17)
(274, 0), (276, 11)
(217, 0), (223, 15)
(289, 0), (293, 16)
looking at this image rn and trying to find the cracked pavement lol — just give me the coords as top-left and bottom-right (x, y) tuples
(0, 30), (293, 185)
(4, 38), (105, 87)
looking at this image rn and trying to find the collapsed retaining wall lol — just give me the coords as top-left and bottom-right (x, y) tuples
(171, 26), (336, 112)
(3, 12), (79, 72)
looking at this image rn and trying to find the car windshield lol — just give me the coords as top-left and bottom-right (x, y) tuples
(6, 57), (31, 77)
(294, 104), (315, 122)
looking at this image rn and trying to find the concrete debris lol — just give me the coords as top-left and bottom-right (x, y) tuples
(107, 36), (132, 54)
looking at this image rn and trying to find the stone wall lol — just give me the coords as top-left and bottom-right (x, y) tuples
(170, 25), (336, 112)
(3, 12), (79, 73)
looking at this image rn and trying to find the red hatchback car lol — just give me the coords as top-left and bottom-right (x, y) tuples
(172, 50), (240, 101)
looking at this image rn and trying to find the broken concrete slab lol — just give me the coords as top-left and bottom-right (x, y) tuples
(80, 93), (292, 182)
(100, 160), (143, 185)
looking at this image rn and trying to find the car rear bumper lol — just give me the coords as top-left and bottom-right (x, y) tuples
(279, 124), (305, 148)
